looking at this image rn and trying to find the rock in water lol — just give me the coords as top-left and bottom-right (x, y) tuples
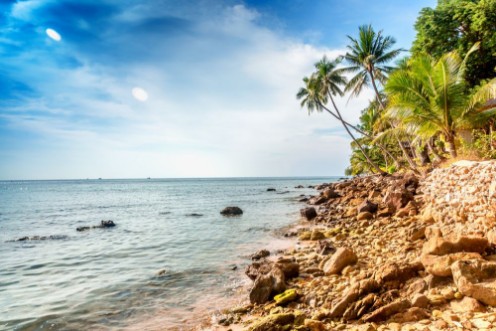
(100, 220), (115, 228)
(267, 188), (276, 191)
(220, 206), (243, 216)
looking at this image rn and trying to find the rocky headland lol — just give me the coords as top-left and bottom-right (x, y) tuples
(211, 160), (496, 331)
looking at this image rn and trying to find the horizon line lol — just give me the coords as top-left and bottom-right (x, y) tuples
(0, 175), (346, 182)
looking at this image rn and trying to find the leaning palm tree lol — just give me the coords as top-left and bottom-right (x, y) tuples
(296, 60), (385, 174)
(342, 24), (403, 109)
(386, 44), (496, 157)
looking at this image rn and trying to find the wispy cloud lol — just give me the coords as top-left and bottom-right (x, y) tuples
(0, 0), (399, 179)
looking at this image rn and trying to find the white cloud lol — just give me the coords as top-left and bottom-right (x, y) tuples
(3, 3), (375, 179)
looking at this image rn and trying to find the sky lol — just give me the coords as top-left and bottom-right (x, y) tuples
(0, 0), (436, 180)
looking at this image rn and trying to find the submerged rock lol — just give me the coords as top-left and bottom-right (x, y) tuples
(10, 235), (69, 242)
(77, 220), (116, 232)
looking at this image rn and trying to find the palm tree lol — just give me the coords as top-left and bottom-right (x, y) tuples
(342, 24), (403, 109)
(296, 57), (385, 174)
(385, 44), (496, 157)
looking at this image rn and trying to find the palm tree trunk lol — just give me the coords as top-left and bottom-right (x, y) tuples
(368, 71), (417, 172)
(369, 69), (386, 110)
(395, 136), (420, 173)
(419, 142), (431, 165)
(428, 136), (446, 162)
(323, 93), (400, 169)
(323, 98), (386, 175)
(446, 132), (457, 158)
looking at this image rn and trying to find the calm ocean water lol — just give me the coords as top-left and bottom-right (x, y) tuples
(0, 177), (337, 330)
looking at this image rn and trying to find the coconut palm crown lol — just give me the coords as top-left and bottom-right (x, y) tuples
(342, 24), (403, 107)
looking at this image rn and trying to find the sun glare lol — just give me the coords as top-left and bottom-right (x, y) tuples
(132, 87), (149, 102)
(45, 28), (61, 41)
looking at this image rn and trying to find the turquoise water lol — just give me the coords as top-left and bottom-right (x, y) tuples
(0, 177), (335, 330)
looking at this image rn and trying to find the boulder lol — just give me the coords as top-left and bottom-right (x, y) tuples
(357, 212), (373, 221)
(357, 200), (378, 214)
(382, 188), (413, 213)
(450, 296), (486, 313)
(323, 247), (358, 275)
(310, 229), (326, 240)
(421, 252), (483, 277)
(361, 299), (411, 323)
(220, 206), (243, 216)
(251, 249), (270, 260)
(245, 261), (273, 280)
(451, 259), (496, 306)
(410, 294), (429, 308)
(249, 267), (286, 304)
(422, 236), (489, 256)
(247, 313), (294, 331)
(329, 279), (379, 318)
(323, 188), (340, 199)
(300, 207), (317, 220)
(342, 293), (379, 321)
(374, 262), (423, 287)
(389, 307), (430, 323)
(304, 319), (326, 331)
(275, 261), (300, 279)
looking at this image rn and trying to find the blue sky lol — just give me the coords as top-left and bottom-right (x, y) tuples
(0, 0), (435, 179)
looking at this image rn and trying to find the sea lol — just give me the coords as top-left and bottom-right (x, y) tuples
(0, 177), (337, 331)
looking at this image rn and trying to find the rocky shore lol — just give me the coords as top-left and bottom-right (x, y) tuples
(208, 160), (496, 331)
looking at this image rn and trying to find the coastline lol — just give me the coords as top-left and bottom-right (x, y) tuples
(204, 160), (496, 331)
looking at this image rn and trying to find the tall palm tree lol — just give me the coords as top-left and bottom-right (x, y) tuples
(342, 24), (403, 109)
(297, 58), (385, 174)
(385, 44), (496, 157)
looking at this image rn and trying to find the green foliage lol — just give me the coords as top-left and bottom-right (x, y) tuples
(412, 0), (496, 87)
(467, 129), (496, 159)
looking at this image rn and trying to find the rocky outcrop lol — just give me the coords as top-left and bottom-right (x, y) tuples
(232, 162), (496, 330)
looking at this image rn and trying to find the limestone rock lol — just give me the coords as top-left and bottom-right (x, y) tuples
(357, 212), (373, 221)
(323, 247), (358, 275)
(329, 279), (379, 318)
(450, 296), (485, 313)
(362, 299), (411, 323)
(247, 313), (295, 331)
(249, 267), (286, 304)
(451, 259), (496, 306)
(304, 319), (326, 331)
(357, 200), (378, 214)
(421, 252), (483, 277)
(422, 235), (489, 256)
